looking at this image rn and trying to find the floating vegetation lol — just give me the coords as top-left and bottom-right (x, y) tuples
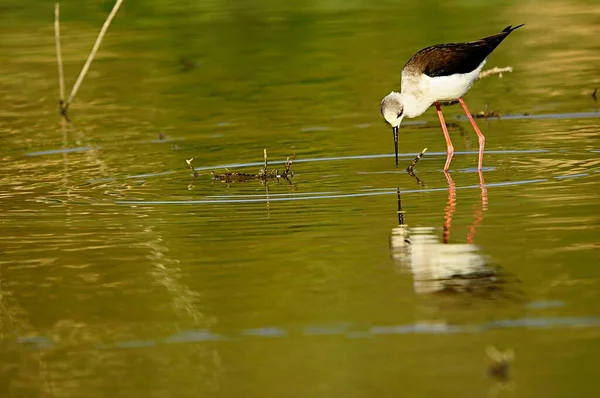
(210, 149), (296, 183)
(186, 150), (297, 207)
(185, 149), (296, 184)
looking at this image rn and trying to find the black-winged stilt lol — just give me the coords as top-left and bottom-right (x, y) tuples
(381, 24), (524, 170)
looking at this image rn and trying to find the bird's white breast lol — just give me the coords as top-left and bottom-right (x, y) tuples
(400, 59), (486, 118)
(424, 59), (486, 102)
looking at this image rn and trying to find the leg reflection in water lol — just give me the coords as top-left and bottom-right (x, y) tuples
(390, 171), (501, 296)
(468, 170), (488, 244)
(442, 171), (457, 244)
(443, 170), (488, 244)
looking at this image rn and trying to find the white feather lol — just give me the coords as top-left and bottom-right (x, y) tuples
(400, 59), (486, 118)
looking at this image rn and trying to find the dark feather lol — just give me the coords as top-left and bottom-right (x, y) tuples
(404, 25), (524, 78)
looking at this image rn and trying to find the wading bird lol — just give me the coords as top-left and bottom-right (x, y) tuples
(380, 25), (524, 170)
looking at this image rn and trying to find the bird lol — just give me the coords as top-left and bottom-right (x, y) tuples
(380, 24), (524, 171)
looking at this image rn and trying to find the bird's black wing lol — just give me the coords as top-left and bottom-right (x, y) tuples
(405, 25), (523, 77)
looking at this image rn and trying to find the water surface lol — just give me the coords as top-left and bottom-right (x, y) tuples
(1, 0), (600, 397)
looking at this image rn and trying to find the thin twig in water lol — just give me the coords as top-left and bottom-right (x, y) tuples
(258, 148), (269, 178)
(186, 158), (199, 178)
(406, 147), (427, 172)
(263, 148), (268, 172)
(283, 154), (296, 175)
(593, 88), (598, 102)
(477, 66), (513, 80)
(64, 0), (124, 114)
(406, 148), (427, 186)
(54, 3), (66, 117)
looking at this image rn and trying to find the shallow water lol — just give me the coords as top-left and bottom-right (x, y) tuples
(1, 0), (600, 397)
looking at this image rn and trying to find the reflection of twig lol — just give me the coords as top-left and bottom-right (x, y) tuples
(61, 119), (69, 191)
(54, 3), (66, 117)
(265, 178), (270, 210)
(397, 188), (405, 226)
(593, 88), (598, 102)
(63, 0), (124, 115)
(407, 169), (426, 186)
(477, 66), (513, 80)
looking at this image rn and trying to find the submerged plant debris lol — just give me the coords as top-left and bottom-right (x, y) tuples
(186, 149), (296, 184)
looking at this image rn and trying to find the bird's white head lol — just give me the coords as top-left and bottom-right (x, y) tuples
(380, 91), (404, 127)
(380, 91), (405, 167)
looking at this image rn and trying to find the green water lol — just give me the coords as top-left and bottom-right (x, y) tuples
(1, 0), (600, 397)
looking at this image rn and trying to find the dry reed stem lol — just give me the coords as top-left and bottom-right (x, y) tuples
(64, 0), (124, 111)
(54, 3), (65, 114)
(478, 66), (513, 80)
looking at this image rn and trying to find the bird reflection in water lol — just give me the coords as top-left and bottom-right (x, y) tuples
(390, 171), (504, 296)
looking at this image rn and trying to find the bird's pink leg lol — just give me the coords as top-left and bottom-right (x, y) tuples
(435, 102), (453, 171)
(458, 98), (485, 171)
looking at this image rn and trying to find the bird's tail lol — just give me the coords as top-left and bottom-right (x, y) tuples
(502, 24), (525, 33)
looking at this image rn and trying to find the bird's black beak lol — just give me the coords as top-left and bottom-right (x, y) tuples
(392, 126), (399, 168)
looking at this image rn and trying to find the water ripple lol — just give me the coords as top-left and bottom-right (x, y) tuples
(13, 315), (600, 350)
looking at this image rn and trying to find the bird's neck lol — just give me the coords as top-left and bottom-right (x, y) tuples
(399, 92), (431, 119)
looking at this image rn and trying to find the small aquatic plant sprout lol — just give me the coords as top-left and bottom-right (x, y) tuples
(486, 346), (515, 380)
